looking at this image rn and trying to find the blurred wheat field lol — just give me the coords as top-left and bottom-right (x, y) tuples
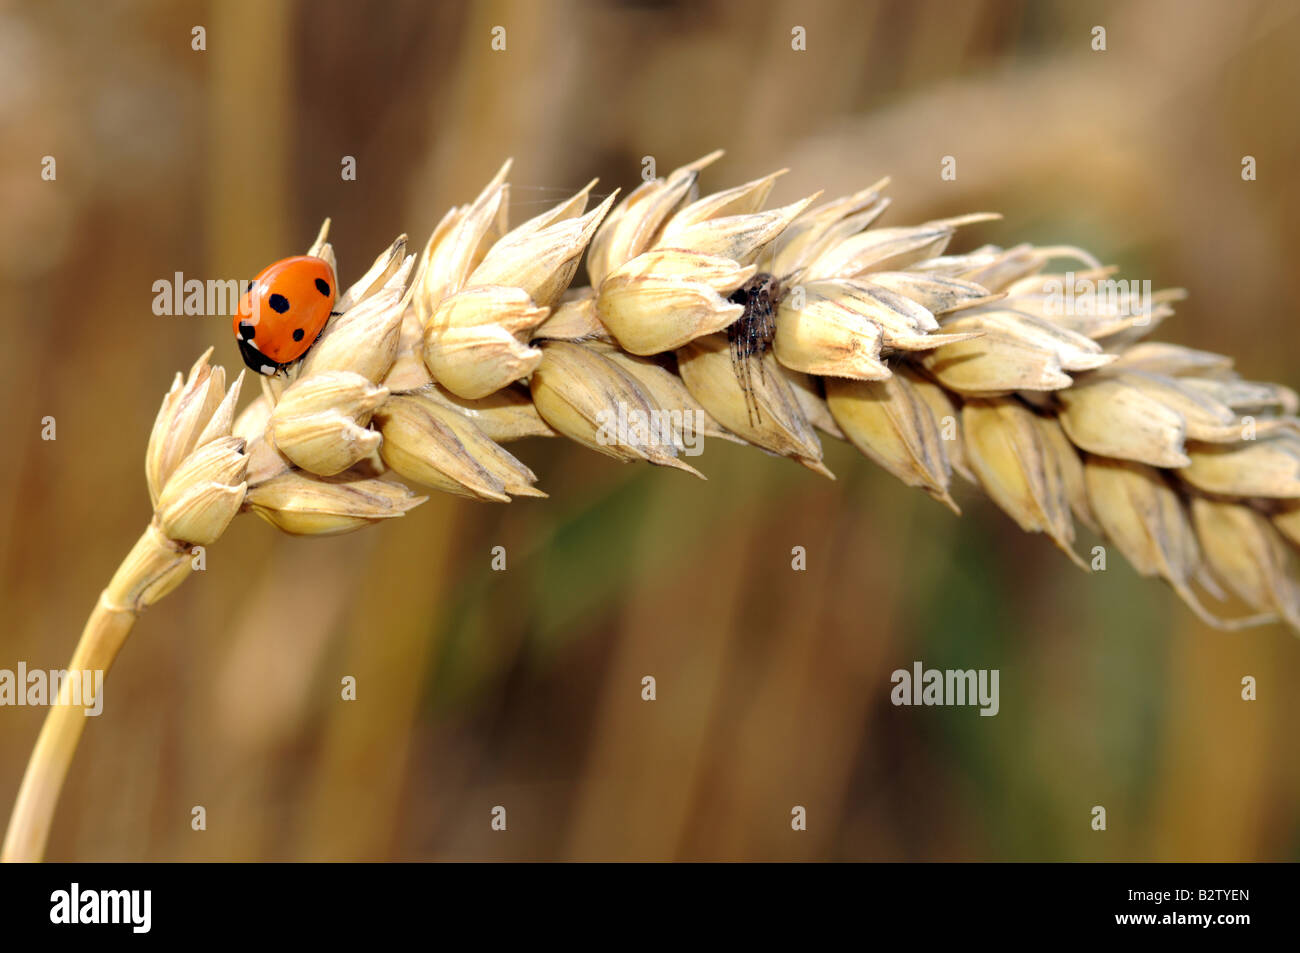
(2, 0), (1299, 861)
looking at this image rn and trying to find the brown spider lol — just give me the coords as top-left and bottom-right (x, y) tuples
(726, 272), (781, 425)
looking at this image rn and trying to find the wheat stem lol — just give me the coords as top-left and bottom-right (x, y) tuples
(2, 525), (188, 862)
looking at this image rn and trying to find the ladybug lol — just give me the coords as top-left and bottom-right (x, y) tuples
(232, 256), (337, 375)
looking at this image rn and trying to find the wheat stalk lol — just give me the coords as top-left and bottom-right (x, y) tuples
(5, 152), (1298, 862)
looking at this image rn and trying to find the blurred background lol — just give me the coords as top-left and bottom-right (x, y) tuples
(2, 0), (1299, 861)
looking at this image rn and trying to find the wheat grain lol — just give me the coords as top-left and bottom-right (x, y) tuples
(5, 151), (1298, 862)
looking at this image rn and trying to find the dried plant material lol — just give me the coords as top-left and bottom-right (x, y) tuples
(677, 332), (828, 476)
(505, 179), (599, 241)
(382, 311), (437, 393)
(901, 247), (1000, 281)
(233, 392), (291, 486)
(782, 369), (843, 440)
(787, 279), (983, 370)
(1191, 498), (1300, 629)
(267, 412), (381, 480)
(764, 180), (891, 282)
(1084, 458), (1198, 593)
(607, 248), (759, 291)
(595, 251), (749, 355)
(422, 286), (549, 398)
(773, 283), (889, 380)
(864, 271), (999, 315)
(533, 288), (610, 342)
(413, 189), (615, 401)
(298, 256), (410, 384)
(825, 374), (957, 512)
(419, 383), (558, 443)
(374, 394), (531, 501)
(963, 399), (1083, 567)
(1100, 370), (1239, 440)
(154, 436), (248, 546)
(657, 195), (817, 265)
(529, 341), (702, 476)
(942, 309), (1113, 371)
(1087, 306), (1176, 349)
(922, 328), (1073, 395)
(804, 214), (1000, 281)
(143, 356), (249, 547)
(145, 348), (240, 507)
(592, 158), (815, 356)
(246, 470), (425, 535)
(661, 170), (785, 231)
(1001, 264), (1117, 296)
(1179, 377), (1300, 416)
(411, 395), (545, 498)
(427, 323), (544, 400)
(15, 151), (1300, 866)
(902, 367), (972, 483)
(1056, 375), (1191, 467)
(103, 524), (195, 611)
(1108, 341), (1235, 378)
(995, 272), (1183, 343)
(1180, 437), (1300, 498)
(267, 371), (388, 476)
(409, 161), (511, 322)
(585, 151), (723, 288)
(587, 342), (742, 444)
(232, 392), (272, 445)
(1272, 502), (1300, 548)
(1035, 415), (1096, 532)
(336, 234), (409, 313)
(243, 435), (291, 488)
(1084, 458), (1269, 628)
(953, 244), (1101, 294)
(468, 192), (616, 309)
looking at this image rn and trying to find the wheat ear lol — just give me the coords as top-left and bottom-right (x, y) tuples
(6, 152), (1298, 861)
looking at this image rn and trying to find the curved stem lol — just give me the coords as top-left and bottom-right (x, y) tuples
(1, 598), (135, 861)
(2, 524), (191, 862)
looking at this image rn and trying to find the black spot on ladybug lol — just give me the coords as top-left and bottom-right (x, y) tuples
(269, 293), (290, 313)
(246, 281), (255, 293)
(292, 328), (305, 342)
(238, 321), (255, 340)
(315, 278), (331, 296)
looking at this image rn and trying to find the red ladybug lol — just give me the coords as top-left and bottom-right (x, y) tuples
(232, 256), (337, 375)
